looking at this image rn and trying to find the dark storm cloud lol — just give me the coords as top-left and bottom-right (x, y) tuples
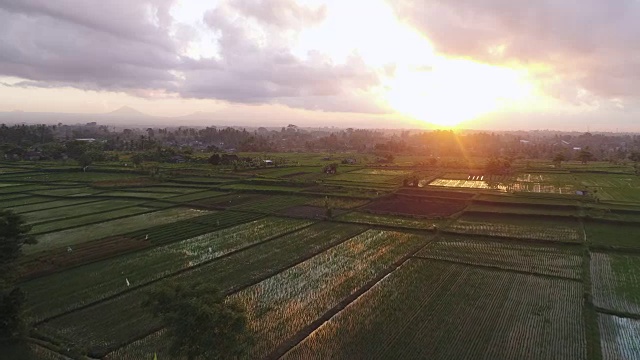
(391, 0), (640, 101)
(0, 0), (384, 112)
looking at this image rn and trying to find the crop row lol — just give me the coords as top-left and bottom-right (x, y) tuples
(328, 173), (402, 184)
(417, 236), (582, 280)
(107, 229), (427, 360)
(284, 259), (586, 360)
(30, 206), (154, 235)
(445, 216), (581, 243)
(9, 198), (101, 214)
(23, 199), (142, 225)
(585, 221), (640, 249)
(124, 210), (263, 244)
(232, 229), (428, 358)
(591, 252), (640, 315)
(338, 211), (440, 230)
(232, 195), (309, 213)
(24, 216), (309, 322)
(26, 208), (210, 255)
(304, 197), (369, 209)
(36, 223), (367, 358)
(164, 189), (227, 203)
(598, 314), (640, 360)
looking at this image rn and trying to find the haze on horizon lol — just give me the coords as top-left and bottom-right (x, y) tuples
(1, 0), (639, 131)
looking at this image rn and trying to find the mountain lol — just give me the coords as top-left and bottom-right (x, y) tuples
(105, 106), (148, 117)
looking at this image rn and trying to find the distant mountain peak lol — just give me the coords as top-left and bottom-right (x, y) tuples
(106, 106), (147, 116)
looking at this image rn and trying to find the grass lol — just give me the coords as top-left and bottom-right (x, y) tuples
(446, 212), (582, 243)
(326, 173), (401, 184)
(467, 200), (578, 217)
(597, 314), (640, 359)
(23, 199), (142, 224)
(220, 183), (307, 192)
(8, 198), (102, 213)
(585, 221), (640, 249)
(165, 190), (227, 202)
(305, 197), (370, 209)
(0, 171), (143, 183)
(283, 259), (586, 360)
(96, 191), (182, 199)
(232, 229), (429, 358)
(24, 217), (313, 322)
(27, 208), (210, 255)
(30, 206), (154, 234)
(36, 223), (367, 357)
(591, 252), (640, 315)
(417, 234), (583, 279)
(338, 211), (443, 230)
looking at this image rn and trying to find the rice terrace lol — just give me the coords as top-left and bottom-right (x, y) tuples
(2, 146), (640, 360)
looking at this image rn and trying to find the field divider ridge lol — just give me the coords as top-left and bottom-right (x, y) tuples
(31, 215), (310, 325)
(412, 255), (582, 283)
(101, 223), (373, 357)
(263, 233), (438, 360)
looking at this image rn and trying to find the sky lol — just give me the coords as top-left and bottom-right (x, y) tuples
(1, 0), (639, 131)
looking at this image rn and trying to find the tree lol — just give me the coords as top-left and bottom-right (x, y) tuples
(77, 152), (93, 170)
(553, 153), (566, 167)
(1, 210), (36, 357)
(578, 148), (595, 164)
(208, 153), (221, 166)
(131, 153), (144, 168)
(143, 282), (251, 360)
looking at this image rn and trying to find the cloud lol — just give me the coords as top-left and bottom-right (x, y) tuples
(0, 0), (385, 113)
(179, 1), (380, 109)
(0, 1), (180, 93)
(390, 0), (640, 104)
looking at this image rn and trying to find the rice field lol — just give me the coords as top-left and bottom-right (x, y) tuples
(417, 235), (583, 279)
(598, 314), (640, 360)
(35, 223), (367, 358)
(591, 253), (640, 315)
(2, 164), (636, 359)
(429, 178), (575, 194)
(231, 230), (428, 358)
(338, 211), (443, 230)
(22, 199), (142, 224)
(26, 208), (210, 254)
(445, 213), (582, 243)
(283, 259), (586, 360)
(24, 217), (312, 322)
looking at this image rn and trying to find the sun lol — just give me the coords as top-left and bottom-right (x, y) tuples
(384, 59), (534, 128)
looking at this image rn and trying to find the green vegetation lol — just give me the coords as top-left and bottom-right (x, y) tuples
(23, 217), (312, 322)
(446, 213), (582, 243)
(283, 260), (586, 360)
(591, 253), (640, 314)
(339, 211), (443, 230)
(27, 208), (210, 254)
(418, 235), (583, 279)
(0, 210), (37, 359)
(585, 221), (640, 249)
(143, 282), (251, 360)
(1, 154), (639, 359)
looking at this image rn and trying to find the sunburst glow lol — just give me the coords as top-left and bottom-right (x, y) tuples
(384, 59), (535, 128)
